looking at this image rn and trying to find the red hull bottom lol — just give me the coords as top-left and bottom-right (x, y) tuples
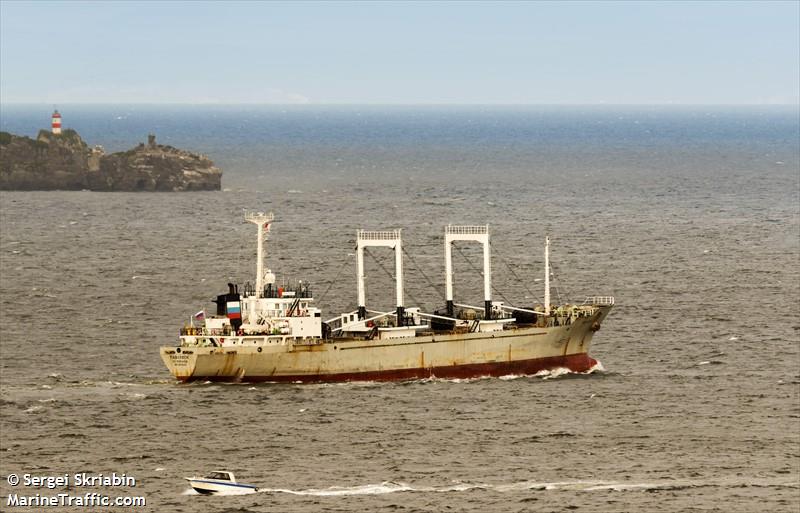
(179, 353), (598, 384)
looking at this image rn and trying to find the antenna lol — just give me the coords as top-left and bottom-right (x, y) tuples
(544, 236), (550, 316)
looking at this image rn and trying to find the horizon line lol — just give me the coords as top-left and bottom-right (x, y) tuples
(2, 102), (799, 107)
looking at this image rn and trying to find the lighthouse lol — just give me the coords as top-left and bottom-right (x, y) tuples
(51, 109), (62, 135)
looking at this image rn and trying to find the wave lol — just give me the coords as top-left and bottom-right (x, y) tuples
(115, 392), (148, 401)
(34, 378), (175, 388)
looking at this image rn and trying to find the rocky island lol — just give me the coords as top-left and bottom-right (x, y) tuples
(0, 129), (221, 191)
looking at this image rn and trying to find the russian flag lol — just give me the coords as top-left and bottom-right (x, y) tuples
(193, 310), (205, 320)
(226, 301), (241, 320)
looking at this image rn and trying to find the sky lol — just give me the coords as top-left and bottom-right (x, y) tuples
(0, 0), (798, 105)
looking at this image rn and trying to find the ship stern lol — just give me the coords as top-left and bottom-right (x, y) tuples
(160, 347), (197, 382)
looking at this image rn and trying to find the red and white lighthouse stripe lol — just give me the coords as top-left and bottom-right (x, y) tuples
(51, 110), (62, 134)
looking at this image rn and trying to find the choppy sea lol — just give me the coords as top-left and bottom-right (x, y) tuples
(1, 105), (798, 512)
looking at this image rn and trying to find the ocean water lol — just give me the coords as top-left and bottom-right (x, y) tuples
(1, 105), (798, 512)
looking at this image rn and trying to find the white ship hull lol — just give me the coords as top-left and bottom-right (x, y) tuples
(161, 306), (611, 383)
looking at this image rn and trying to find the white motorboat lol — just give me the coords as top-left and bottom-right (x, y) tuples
(185, 471), (258, 495)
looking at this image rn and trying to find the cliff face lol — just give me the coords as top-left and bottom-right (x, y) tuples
(91, 140), (221, 192)
(0, 131), (222, 191)
(0, 130), (92, 190)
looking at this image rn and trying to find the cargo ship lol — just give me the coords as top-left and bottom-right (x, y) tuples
(160, 212), (614, 383)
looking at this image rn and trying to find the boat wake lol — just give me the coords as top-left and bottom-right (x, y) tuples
(538, 359), (607, 379)
(261, 481), (413, 496)
(176, 362), (609, 388)
(412, 360), (607, 384)
(233, 476), (797, 497)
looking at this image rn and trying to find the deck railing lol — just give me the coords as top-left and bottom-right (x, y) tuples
(583, 296), (615, 305)
(446, 225), (488, 235)
(244, 211), (274, 223)
(358, 230), (401, 240)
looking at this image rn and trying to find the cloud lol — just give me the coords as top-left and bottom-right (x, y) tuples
(285, 92), (310, 104)
(0, 83), (313, 104)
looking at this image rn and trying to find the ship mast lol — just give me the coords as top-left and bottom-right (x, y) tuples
(544, 236), (550, 316)
(356, 229), (404, 322)
(245, 211), (274, 298)
(444, 225), (492, 319)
